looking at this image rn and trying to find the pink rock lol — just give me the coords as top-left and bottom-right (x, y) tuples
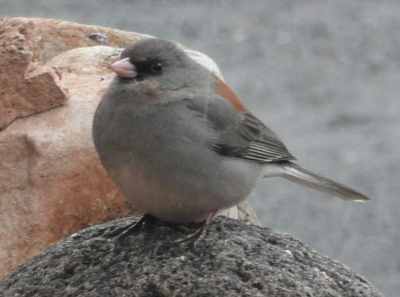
(0, 17), (145, 279)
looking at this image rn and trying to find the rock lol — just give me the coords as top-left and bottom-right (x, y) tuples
(0, 18), (66, 130)
(0, 217), (383, 297)
(0, 17), (257, 280)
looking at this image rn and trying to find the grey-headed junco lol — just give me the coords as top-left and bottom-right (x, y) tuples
(93, 38), (368, 230)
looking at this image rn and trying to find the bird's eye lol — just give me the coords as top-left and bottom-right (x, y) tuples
(151, 62), (163, 73)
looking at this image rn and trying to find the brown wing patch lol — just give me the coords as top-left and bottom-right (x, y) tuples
(214, 76), (246, 112)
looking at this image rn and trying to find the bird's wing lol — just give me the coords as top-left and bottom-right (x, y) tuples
(185, 96), (295, 163)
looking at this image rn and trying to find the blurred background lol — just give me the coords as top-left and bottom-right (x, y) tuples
(1, 0), (399, 296)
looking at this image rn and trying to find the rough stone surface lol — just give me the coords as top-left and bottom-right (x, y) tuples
(0, 217), (383, 297)
(0, 18), (67, 130)
(0, 17), (257, 280)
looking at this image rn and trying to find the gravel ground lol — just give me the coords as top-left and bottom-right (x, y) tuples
(1, 1), (399, 296)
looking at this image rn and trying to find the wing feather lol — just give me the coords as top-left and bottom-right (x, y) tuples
(185, 96), (295, 163)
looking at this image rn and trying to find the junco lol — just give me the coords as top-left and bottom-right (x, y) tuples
(93, 38), (368, 237)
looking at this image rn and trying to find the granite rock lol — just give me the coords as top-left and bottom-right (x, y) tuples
(0, 216), (383, 297)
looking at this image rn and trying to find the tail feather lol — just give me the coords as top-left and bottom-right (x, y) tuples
(277, 162), (369, 202)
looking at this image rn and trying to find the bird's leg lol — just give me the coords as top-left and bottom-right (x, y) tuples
(174, 211), (217, 244)
(109, 214), (155, 242)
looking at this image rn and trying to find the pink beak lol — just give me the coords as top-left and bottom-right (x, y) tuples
(110, 57), (137, 78)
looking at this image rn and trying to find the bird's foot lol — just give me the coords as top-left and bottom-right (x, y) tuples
(109, 214), (156, 245)
(174, 212), (216, 246)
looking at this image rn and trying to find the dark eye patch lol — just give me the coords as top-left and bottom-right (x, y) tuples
(131, 58), (164, 77)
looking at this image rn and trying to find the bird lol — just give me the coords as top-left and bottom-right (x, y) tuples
(92, 38), (369, 240)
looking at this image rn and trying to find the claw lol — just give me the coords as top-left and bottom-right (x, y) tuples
(174, 212), (217, 245)
(111, 214), (155, 245)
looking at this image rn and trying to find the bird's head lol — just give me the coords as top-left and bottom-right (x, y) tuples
(109, 38), (210, 93)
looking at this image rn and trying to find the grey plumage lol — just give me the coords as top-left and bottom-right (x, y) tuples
(185, 95), (368, 202)
(93, 38), (369, 224)
(279, 163), (369, 201)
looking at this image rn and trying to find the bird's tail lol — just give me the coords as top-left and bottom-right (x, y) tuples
(264, 162), (369, 202)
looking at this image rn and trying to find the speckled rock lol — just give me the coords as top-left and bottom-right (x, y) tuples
(0, 217), (383, 297)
